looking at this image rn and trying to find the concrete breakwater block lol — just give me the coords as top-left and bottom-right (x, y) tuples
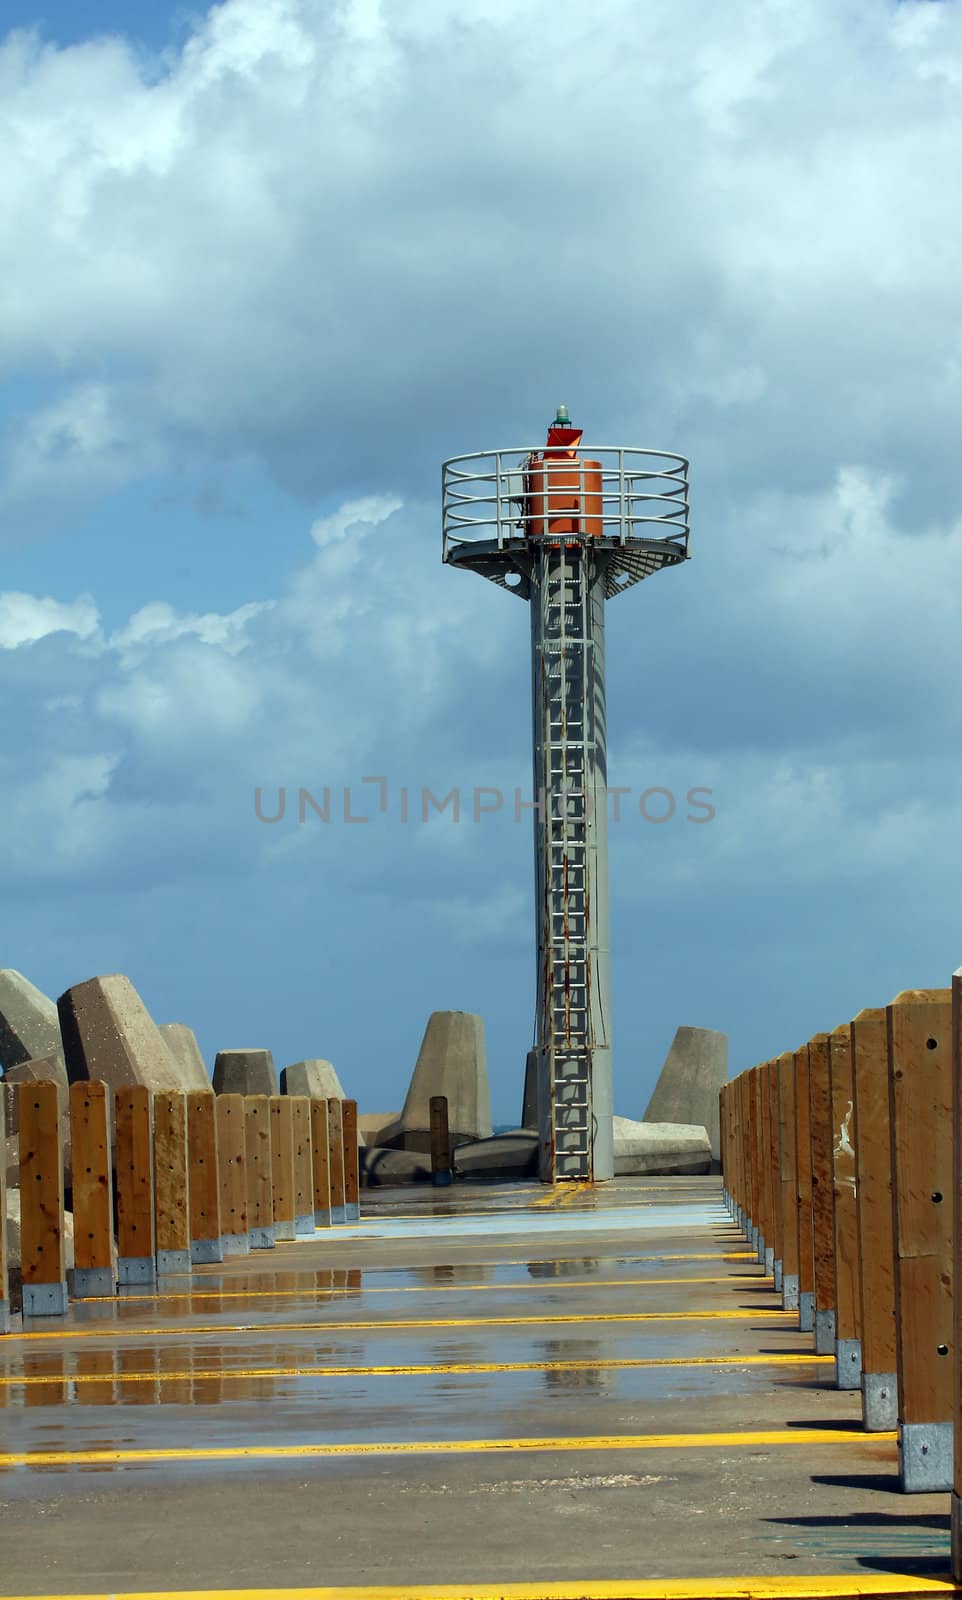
(158, 1025), (212, 1093)
(382, 1012), (492, 1154)
(281, 1059), (344, 1099)
(643, 1026), (728, 1163)
(212, 1050), (278, 1097)
(360, 1146), (432, 1187)
(58, 976), (184, 1093)
(0, 971), (64, 1075)
(358, 1112), (398, 1148)
(613, 1116), (712, 1176)
(453, 1129), (538, 1181)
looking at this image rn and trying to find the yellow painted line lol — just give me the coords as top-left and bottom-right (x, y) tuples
(0, 1427), (896, 1470)
(0, 1352), (834, 1387)
(3, 1307), (792, 1343)
(1, 1582), (954, 1600)
(74, 1275), (744, 1305)
(0, 1587), (949, 1600)
(0, 1583), (956, 1600)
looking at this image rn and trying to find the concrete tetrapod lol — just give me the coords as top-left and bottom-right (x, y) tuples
(213, 1050), (278, 1097)
(159, 1024), (212, 1093)
(0, 971), (64, 1075)
(382, 1012), (492, 1154)
(612, 1116), (712, 1176)
(644, 1026), (729, 1164)
(58, 975), (183, 1093)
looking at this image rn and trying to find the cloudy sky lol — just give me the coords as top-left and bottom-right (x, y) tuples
(1, 0), (960, 1122)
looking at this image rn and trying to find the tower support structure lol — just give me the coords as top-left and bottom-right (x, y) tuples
(442, 411), (689, 1181)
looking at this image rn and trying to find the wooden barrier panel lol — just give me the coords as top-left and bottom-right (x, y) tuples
(888, 988), (953, 1492)
(153, 1091), (191, 1275)
(245, 1096), (275, 1250)
(269, 1096), (297, 1241)
(342, 1099), (360, 1220)
(19, 1081), (68, 1315)
(851, 1005), (897, 1430)
(328, 1097), (347, 1224)
(0, 1091), (8, 1332)
(778, 1052), (800, 1311)
(766, 1064), (783, 1290)
(115, 1086), (156, 1287)
(187, 1091), (223, 1264)
(951, 970), (962, 1576)
(752, 1067), (768, 1266)
(828, 1021), (861, 1390)
(70, 1080), (115, 1298)
(291, 1096), (314, 1236)
(311, 1098), (332, 1226)
(809, 1033), (837, 1355)
(794, 1046), (815, 1332)
(216, 1094), (250, 1256)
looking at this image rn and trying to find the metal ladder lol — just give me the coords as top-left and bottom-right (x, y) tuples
(538, 543), (593, 1179)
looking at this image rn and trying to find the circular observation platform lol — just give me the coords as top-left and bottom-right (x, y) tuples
(441, 445), (690, 599)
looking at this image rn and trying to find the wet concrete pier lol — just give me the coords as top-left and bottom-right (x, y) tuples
(0, 1176), (957, 1598)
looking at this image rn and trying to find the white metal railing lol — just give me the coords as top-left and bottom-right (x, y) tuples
(441, 445), (689, 559)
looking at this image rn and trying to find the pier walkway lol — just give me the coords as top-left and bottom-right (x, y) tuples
(0, 1176), (956, 1599)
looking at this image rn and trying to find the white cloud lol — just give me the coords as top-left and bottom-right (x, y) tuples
(0, 590), (99, 648)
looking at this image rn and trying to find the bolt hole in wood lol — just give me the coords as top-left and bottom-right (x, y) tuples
(932, 1191), (943, 1203)
(926, 1036), (937, 1049)
(938, 1344), (949, 1355)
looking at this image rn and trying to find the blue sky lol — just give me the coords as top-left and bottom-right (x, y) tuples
(2, 0), (961, 1123)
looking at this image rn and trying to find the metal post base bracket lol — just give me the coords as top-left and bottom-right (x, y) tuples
(756, 1233), (766, 1266)
(0, 1298), (9, 1333)
(295, 1214), (315, 1237)
(249, 1227), (275, 1250)
(156, 1250), (191, 1277)
(900, 1421), (952, 1493)
(345, 1203), (361, 1221)
(70, 1266), (115, 1299)
(331, 1205), (348, 1224)
(815, 1308), (837, 1354)
(118, 1257), (155, 1287)
(773, 1259), (783, 1294)
(314, 1209), (333, 1228)
(190, 1237), (224, 1265)
(836, 1337), (862, 1390)
(273, 1220), (297, 1242)
(23, 1281), (68, 1316)
(799, 1291), (815, 1332)
(862, 1371), (898, 1432)
(782, 1272), (799, 1312)
(764, 1246), (775, 1277)
(221, 1232), (250, 1257)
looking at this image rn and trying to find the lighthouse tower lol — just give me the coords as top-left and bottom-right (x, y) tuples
(442, 411), (689, 1182)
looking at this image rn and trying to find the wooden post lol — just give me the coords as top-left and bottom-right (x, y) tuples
(342, 1098), (360, 1220)
(888, 988), (953, 1492)
(0, 1090), (8, 1331)
(794, 1045), (815, 1333)
(738, 1071), (751, 1237)
(269, 1096), (297, 1241)
(951, 969), (962, 1575)
(187, 1091), (223, 1264)
(311, 1098), (332, 1226)
(115, 1086), (156, 1287)
(328, 1097), (347, 1224)
(216, 1094), (249, 1255)
(153, 1091), (191, 1276)
(19, 1081), (68, 1314)
(245, 1096), (275, 1249)
(829, 1021), (861, 1390)
(430, 1095), (453, 1189)
(747, 1069), (760, 1250)
(809, 1032), (837, 1355)
(291, 1096), (314, 1236)
(766, 1064), (783, 1289)
(752, 1067), (768, 1266)
(851, 1005), (897, 1430)
(778, 1052), (800, 1311)
(69, 1080), (115, 1297)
